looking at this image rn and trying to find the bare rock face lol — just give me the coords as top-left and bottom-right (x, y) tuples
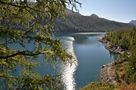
(130, 20), (136, 25)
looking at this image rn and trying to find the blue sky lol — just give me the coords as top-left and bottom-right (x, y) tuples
(77, 0), (136, 23)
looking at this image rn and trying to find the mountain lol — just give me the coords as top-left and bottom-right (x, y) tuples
(130, 20), (136, 25)
(55, 9), (133, 32)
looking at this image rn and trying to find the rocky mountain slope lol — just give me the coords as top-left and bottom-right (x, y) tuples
(55, 9), (133, 32)
(130, 20), (136, 25)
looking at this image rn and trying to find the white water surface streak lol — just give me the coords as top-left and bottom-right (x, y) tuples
(60, 37), (78, 90)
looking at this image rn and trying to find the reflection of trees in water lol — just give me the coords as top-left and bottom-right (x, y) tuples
(73, 34), (102, 45)
(109, 52), (120, 60)
(74, 35), (88, 44)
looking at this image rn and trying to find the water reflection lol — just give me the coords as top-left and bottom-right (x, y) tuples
(60, 37), (78, 90)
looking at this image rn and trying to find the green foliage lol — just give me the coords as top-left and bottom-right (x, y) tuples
(105, 28), (136, 50)
(80, 82), (118, 90)
(0, 0), (80, 89)
(105, 28), (136, 84)
(125, 47), (136, 83)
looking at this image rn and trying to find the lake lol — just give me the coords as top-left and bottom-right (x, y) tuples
(53, 32), (115, 90)
(0, 32), (115, 90)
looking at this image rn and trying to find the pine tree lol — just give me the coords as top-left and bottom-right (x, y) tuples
(0, 0), (80, 89)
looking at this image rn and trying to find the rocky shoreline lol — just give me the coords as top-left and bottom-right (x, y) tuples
(100, 38), (126, 54)
(100, 38), (120, 85)
(100, 63), (117, 85)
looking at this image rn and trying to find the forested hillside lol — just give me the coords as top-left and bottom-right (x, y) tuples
(104, 28), (136, 84)
(55, 9), (133, 32)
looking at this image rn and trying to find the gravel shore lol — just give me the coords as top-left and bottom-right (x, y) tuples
(100, 63), (117, 85)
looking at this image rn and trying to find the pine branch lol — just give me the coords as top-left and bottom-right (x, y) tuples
(0, 50), (47, 59)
